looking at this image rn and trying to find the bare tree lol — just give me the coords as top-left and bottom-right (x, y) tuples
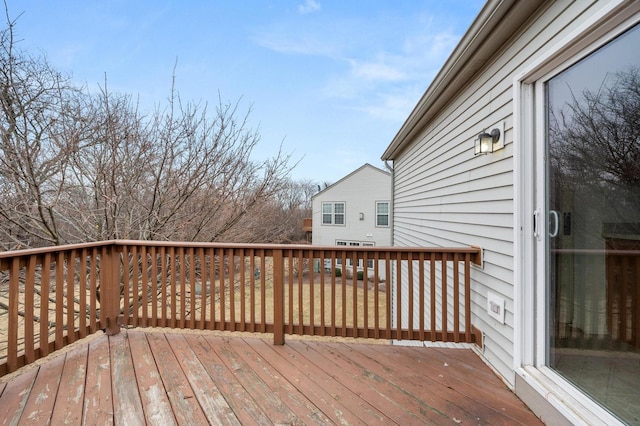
(549, 66), (640, 240)
(0, 8), (91, 248)
(0, 10), (299, 249)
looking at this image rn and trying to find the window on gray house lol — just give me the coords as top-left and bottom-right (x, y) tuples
(376, 202), (389, 226)
(322, 202), (345, 225)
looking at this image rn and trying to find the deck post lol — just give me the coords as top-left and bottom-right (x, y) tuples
(273, 248), (285, 345)
(103, 243), (121, 336)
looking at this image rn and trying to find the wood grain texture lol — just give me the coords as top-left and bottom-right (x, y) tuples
(0, 330), (542, 425)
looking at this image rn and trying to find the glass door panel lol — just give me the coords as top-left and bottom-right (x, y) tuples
(545, 23), (640, 424)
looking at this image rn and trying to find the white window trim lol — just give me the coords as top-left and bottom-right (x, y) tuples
(513, 2), (640, 424)
(375, 201), (390, 227)
(322, 202), (346, 226)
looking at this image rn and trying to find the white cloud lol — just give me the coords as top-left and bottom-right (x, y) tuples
(49, 43), (86, 70)
(356, 92), (421, 122)
(253, 8), (465, 123)
(298, 0), (321, 15)
(403, 30), (460, 63)
(254, 33), (337, 56)
(349, 59), (407, 82)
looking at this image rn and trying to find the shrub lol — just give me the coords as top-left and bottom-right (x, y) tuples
(334, 268), (342, 277)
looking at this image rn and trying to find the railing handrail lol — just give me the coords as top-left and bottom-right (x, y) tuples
(0, 240), (114, 261)
(2, 240), (482, 254)
(1, 240), (482, 376)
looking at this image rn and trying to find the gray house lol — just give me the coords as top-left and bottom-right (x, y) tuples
(382, 1), (640, 424)
(312, 163), (391, 278)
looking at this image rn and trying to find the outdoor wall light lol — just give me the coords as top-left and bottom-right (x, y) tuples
(359, 212), (364, 221)
(474, 122), (504, 155)
(474, 129), (500, 155)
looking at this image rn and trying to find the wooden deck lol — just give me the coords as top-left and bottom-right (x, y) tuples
(0, 329), (541, 425)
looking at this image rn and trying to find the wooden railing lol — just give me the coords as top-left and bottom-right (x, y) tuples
(0, 240), (482, 376)
(553, 247), (640, 349)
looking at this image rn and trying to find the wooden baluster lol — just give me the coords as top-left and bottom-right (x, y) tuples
(131, 245), (139, 326)
(320, 250), (326, 336)
(217, 247), (224, 331)
(208, 247), (216, 330)
(160, 246), (167, 328)
(441, 255), (448, 342)
(24, 255), (36, 364)
(179, 246), (186, 329)
(249, 249), (256, 332)
(40, 253), (52, 356)
(141, 246), (149, 326)
(385, 255), (391, 340)
(396, 255), (402, 341)
(89, 248), (98, 333)
(453, 252), (460, 343)
(228, 248), (235, 331)
(308, 250), (314, 336)
(419, 252), (425, 342)
(169, 246), (177, 329)
(260, 252), (266, 332)
(198, 247), (206, 330)
(66, 249), (76, 343)
(188, 247), (196, 329)
(298, 250), (304, 335)
(273, 249), (285, 345)
(151, 246), (159, 327)
(430, 252), (436, 342)
(465, 252), (472, 342)
(374, 251), (380, 339)
(285, 251), (291, 335)
(341, 251), (347, 337)
(8, 257), (20, 372)
(78, 248), (88, 338)
(408, 252), (414, 340)
(55, 251), (65, 348)
(352, 251), (357, 336)
(239, 248), (246, 332)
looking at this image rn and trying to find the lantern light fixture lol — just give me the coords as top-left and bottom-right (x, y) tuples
(474, 122), (504, 155)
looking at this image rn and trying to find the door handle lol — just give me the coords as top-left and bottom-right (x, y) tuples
(533, 210), (541, 241)
(549, 210), (559, 238)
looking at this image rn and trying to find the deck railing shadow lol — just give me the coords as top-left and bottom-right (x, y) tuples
(0, 240), (482, 376)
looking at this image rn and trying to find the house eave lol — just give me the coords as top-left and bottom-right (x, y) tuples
(381, 0), (547, 161)
(311, 163), (391, 199)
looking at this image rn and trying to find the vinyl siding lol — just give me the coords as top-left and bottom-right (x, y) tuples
(391, 0), (604, 386)
(311, 164), (392, 248)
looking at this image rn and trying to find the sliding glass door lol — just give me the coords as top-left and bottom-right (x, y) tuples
(544, 23), (640, 424)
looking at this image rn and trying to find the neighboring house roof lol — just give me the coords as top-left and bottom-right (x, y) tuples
(312, 163), (391, 199)
(381, 0), (546, 161)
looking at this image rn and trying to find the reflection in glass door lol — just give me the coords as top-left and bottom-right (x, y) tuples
(545, 24), (640, 424)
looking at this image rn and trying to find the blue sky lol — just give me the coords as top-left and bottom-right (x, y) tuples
(9, 0), (484, 183)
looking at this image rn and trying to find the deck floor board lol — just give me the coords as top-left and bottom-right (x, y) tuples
(165, 333), (238, 425)
(110, 331), (146, 425)
(50, 345), (87, 425)
(230, 337), (332, 425)
(185, 333), (271, 425)
(128, 331), (175, 425)
(0, 330), (543, 425)
(312, 340), (479, 424)
(145, 332), (209, 425)
(21, 352), (64, 423)
(83, 337), (114, 424)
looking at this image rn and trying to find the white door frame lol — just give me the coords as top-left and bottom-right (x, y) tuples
(513, 2), (640, 424)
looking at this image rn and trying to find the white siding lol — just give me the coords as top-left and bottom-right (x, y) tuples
(390, 0), (606, 386)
